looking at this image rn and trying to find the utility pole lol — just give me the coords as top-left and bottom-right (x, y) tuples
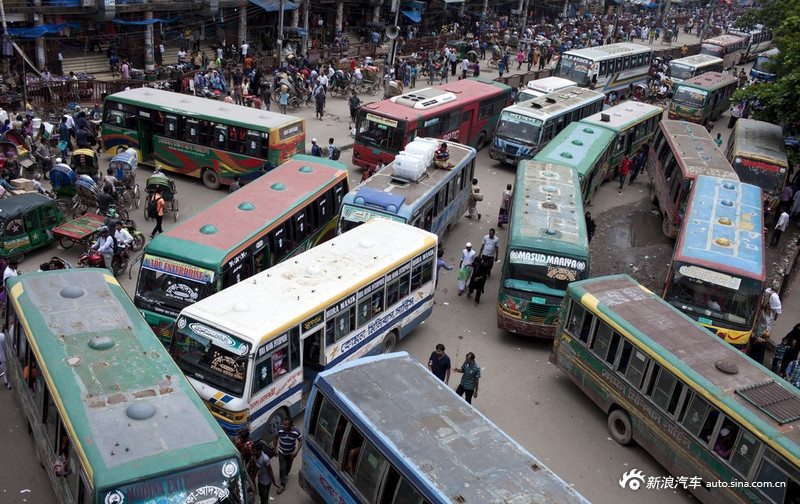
(388, 0), (400, 73)
(302, 0), (309, 57)
(0, 0), (29, 110)
(277, 0), (285, 69)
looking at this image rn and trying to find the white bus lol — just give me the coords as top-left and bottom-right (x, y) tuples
(515, 76), (577, 103)
(728, 25), (773, 62)
(489, 86), (605, 166)
(167, 219), (437, 440)
(553, 43), (652, 99)
(664, 54), (724, 88)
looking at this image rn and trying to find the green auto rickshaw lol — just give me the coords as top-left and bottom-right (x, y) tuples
(0, 193), (65, 261)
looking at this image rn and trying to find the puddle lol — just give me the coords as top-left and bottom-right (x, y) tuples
(628, 210), (672, 247)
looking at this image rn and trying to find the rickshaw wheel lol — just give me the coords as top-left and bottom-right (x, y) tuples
(59, 235), (74, 249)
(202, 169), (221, 190)
(54, 199), (71, 216)
(120, 191), (133, 211)
(369, 85), (378, 96)
(173, 199), (180, 221)
(143, 202), (151, 221)
(288, 97), (301, 112)
(133, 185), (141, 209)
(116, 207), (130, 221)
(131, 233), (145, 252)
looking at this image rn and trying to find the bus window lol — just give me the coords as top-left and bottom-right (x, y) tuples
(445, 110), (461, 131)
(246, 131), (261, 157)
(326, 306), (355, 345)
(590, 322), (613, 359)
(649, 366), (683, 415)
(334, 183), (345, 209)
(600, 61), (607, 76)
(164, 115), (179, 138)
(623, 57), (630, 71)
(314, 193), (332, 229)
(310, 396), (344, 456)
(462, 110), (471, 125)
(214, 125), (228, 149)
(730, 429), (761, 476)
(712, 417), (739, 460)
(354, 439), (385, 500)
(186, 119), (200, 143)
(45, 389), (59, 450)
(269, 224), (289, 262)
(624, 346), (648, 388)
(615, 58), (622, 73)
(422, 204), (434, 232)
(293, 209), (309, 242)
(435, 188), (447, 215)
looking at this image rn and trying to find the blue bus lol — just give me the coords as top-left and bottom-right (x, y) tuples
(337, 138), (475, 240)
(299, 352), (591, 504)
(662, 175), (765, 350)
(749, 48), (779, 82)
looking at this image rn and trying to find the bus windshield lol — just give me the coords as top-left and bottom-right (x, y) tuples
(105, 458), (243, 504)
(668, 62), (695, 80)
(732, 157), (786, 195)
(497, 113), (542, 144)
(663, 262), (760, 328)
(135, 255), (217, 317)
(505, 249), (588, 292)
(700, 45), (723, 58)
(172, 317), (249, 397)
(672, 87), (708, 108)
(355, 112), (406, 152)
(554, 56), (591, 86)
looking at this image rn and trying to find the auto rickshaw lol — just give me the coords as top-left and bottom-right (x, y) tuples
(109, 148), (140, 210)
(0, 192), (65, 261)
(144, 171), (179, 221)
(71, 148), (99, 180)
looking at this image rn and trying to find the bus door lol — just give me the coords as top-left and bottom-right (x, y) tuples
(459, 109), (473, 146)
(137, 111), (155, 161)
(301, 321), (324, 394)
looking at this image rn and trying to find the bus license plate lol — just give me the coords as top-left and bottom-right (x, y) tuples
(531, 296), (546, 305)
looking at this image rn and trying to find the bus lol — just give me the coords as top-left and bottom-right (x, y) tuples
(514, 76), (576, 103)
(646, 120), (739, 239)
(750, 48), (780, 82)
(578, 101), (664, 179)
(728, 25), (773, 62)
(134, 155), (349, 337)
(553, 42), (652, 99)
(100, 87), (306, 189)
(532, 120), (616, 203)
(300, 352), (592, 504)
(664, 54), (724, 89)
(490, 87), (605, 166)
(668, 72), (738, 126)
(167, 219), (437, 439)
(496, 160), (589, 338)
(351, 77), (512, 170)
(3, 270), (248, 504)
(663, 175), (765, 348)
(550, 274), (799, 504)
(700, 34), (745, 69)
(338, 139), (475, 239)
(724, 118), (789, 214)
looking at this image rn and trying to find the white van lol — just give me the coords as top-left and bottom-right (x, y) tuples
(515, 76), (576, 103)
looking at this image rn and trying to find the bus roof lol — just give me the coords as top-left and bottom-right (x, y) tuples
(561, 42), (650, 59)
(567, 275), (800, 461)
(510, 160), (588, 255)
(176, 220), (437, 345)
(501, 87), (605, 120)
(533, 121), (616, 178)
(360, 77), (511, 122)
(6, 270), (234, 489)
(732, 119), (788, 168)
(580, 101), (663, 132)
(702, 34), (745, 46)
(146, 155), (347, 268)
(106, 87), (301, 130)
(659, 120), (737, 179)
(677, 176), (764, 277)
(344, 140), (475, 218)
(668, 54), (724, 67)
(676, 71), (737, 91)
(315, 352), (591, 503)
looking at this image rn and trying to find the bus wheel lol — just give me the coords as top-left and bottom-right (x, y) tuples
(262, 407), (288, 442)
(608, 409), (633, 445)
(380, 332), (397, 353)
(202, 169), (221, 190)
(661, 214), (672, 239)
(475, 132), (487, 151)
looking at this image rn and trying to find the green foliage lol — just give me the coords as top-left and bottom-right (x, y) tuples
(733, 0), (799, 31)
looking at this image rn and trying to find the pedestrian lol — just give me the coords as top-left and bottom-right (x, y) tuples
(461, 57), (470, 80)
(439, 64), (449, 85)
(230, 174), (241, 192)
(769, 211), (790, 248)
(466, 178), (482, 219)
(58, 116), (70, 159)
(328, 138), (338, 160)
(764, 287), (782, 319)
(457, 242), (476, 296)
(619, 154), (632, 193)
(0, 331), (8, 389)
(773, 336), (791, 374)
(527, 49), (534, 71)
(786, 358), (800, 389)
(478, 228), (500, 276)
(498, 60), (505, 78)
(314, 83), (326, 119)
(279, 87), (289, 114)
(454, 352), (480, 404)
(473, 60), (480, 78)
(435, 249), (454, 289)
(497, 183), (512, 228)
(781, 324), (800, 375)
(273, 419), (302, 492)
(516, 50), (524, 70)
(467, 256), (490, 305)
(714, 133), (723, 147)
(629, 151), (644, 185)
(585, 211), (596, 242)
(261, 79), (272, 111)
(348, 91), (361, 124)
(310, 138), (322, 157)
(728, 103), (741, 128)
(149, 186), (165, 239)
(428, 343), (451, 384)
(252, 442), (281, 502)
(3, 257), (19, 285)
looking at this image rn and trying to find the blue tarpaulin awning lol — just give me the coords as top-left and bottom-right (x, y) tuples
(113, 17), (180, 25)
(7, 23), (79, 38)
(402, 10), (421, 23)
(248, 0), (299, 12)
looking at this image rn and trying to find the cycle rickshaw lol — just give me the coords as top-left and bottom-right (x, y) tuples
(144, 172), (179, 222)
(49, 161), (78, 216)
(71, 148), (100, 180)
(109, 148), (141, 211)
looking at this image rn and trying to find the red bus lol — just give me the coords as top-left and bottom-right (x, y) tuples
(351, 77), (512, 170)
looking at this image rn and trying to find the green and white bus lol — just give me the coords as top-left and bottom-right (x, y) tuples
(664, 54), (724, 89)
(497, 160), (589, 338)
(3, 269), (247, 504)
(100, 87), (306, 189)
(134, 155), (349, 339)
(551, 274), (800, 504)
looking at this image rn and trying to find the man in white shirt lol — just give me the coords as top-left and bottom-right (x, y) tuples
(114, 221), (134, 250)
(479, 228), (500, 276)
(92, 226), (115, 272)
(3, 258), (19, 285)
(240, 41), (249, 62)
(769, 210), (790, 248)
(461, 57), (470, 79)
(458, 242), (476, 296)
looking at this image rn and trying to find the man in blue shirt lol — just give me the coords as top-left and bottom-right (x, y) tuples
(428, 344), (451, 384)
(454, 352), (480, 404)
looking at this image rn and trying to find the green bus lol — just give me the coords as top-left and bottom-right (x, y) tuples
(551, 274), (800, 504)
(100, 87), (306, 189)
(532, 120), (616, 203)
(3, 269), (247, 504)
(497, 160), (589, 338)
(668, 71), (738, 126)
(134, 155), (349, 338)
(578, 101), (663, 179)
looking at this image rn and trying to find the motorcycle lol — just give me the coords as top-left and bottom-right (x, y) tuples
(103, 208), (144, 252)
(77, 242), (129, 277)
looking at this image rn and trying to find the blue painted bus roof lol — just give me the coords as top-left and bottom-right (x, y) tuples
(678, 175), (764, 276)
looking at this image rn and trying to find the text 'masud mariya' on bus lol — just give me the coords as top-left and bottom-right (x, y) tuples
(168, 219), (437, 440)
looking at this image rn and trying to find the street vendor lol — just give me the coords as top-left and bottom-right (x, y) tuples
(434, 142), (451, 169)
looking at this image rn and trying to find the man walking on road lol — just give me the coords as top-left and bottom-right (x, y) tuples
(273, 419), (303, 493)
(479, 228), (500, 276)
(454, 352), (481, 404)
(428, 343), (451, 384)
